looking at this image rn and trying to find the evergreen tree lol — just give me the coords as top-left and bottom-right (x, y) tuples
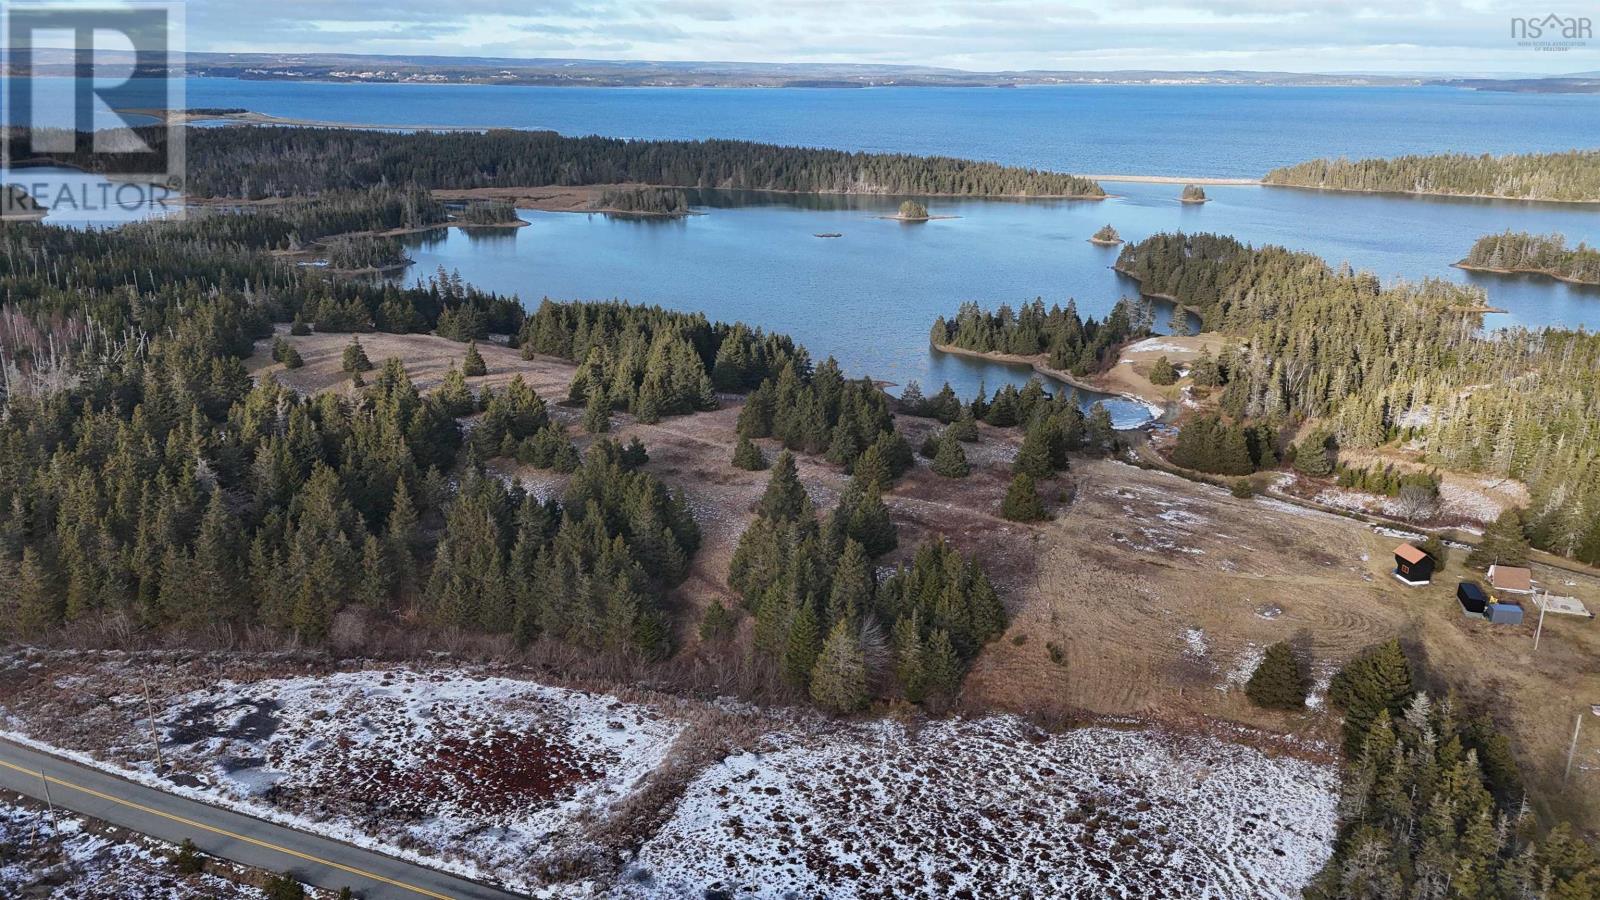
(582, 384), (611, 434)
(810, 619), (868, 714)
(1245, 641), (1309, 709)
(1149, 355), (1178, 386)
(1469, 509), (1530, 569)
(1328, 640), (1414, 758)
(289, 313), (311, 336)
(1014, 415), (1056, 478)
(1294, 428), (1336, 477)
(340, 338), (373, 373)
(1001, 472), (1046, 522)
(462, 340), (487, 376)
(758, 452), (810, 522)
(892, 614), (927, 702)
(782, 599), (822, 690)
(923, 628), (963, 705)
(931, 433), (970, 478)
(732, 435), (768, 470)
(173, 838), (204, 875)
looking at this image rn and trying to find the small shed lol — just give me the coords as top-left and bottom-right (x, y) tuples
(1457, 581), (1489, 616)
(1487, 601), (1525, 625)
(1488, 565), (1534, 596)
(1393, 543), (1434, 586)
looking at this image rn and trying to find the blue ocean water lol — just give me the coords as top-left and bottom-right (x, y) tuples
(9, 77), (1600, 419)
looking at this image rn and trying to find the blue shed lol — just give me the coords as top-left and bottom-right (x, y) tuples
(1487, 602), (1524, 625)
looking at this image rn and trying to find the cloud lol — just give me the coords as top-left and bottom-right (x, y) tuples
(184, 0), (1600, 74)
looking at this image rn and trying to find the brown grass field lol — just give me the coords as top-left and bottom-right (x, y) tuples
(246, 329), (1600, 834)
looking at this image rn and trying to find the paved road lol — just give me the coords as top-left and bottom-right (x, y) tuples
(0, 736), (527, 900)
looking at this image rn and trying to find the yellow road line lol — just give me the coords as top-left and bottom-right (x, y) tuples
(0, 756), (458, 900)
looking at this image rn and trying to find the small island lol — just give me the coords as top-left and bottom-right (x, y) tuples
(1089, 224), (1123, 245)
(452, 200), (527, 228)
(1180, 184), (1208, 204)
(895, 199), (931, 221)
(1455, 230), (1600, 285)
(593, 186), (691, 217)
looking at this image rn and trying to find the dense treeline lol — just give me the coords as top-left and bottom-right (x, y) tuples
(90, 127), (1105, 199)
(1119, 232), (1600, 565)
(452, 201), (520, 226)
(184, 186), (445, 250)
(1460, 231), (1600, 284)
(516, 299), (807, 423)
(596, 187), (690, 215)
(0, 221), (735, 658)
(929, 298), (1147, 376)
(1308, 641), (1600, 898)
(720, 451), (1005, 709)
(1263, 149), (1600, 203)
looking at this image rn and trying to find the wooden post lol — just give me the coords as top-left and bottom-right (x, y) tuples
(1534, 591), (1548, 652)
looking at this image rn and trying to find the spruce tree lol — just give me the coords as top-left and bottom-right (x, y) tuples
(892, 615), (927, 702)
(1001, 472), (1046, 522)
(932, 433), (970, 478)
(1328, 639), (1414, 758)
(1294, 428), (1335, 477)
(341, 338), (373, 373)
(582, 384), (611, 434)
(1468, 509), (1529, 569)
(923, 628), (964, 706)
(827, 539), (872, 627)
(1149, 355), (1178, 385)
(732, 435), (767, 470)
(782, 599), (822, 690)
(1245, 641), (1308, 709)
(810, 619), (868, 714)
(1014, 416), (1055, 477)
(947, 408), (980, 442)
(289, 314), (311, 336)
(462, 340), (487, 377)
(758, 452), (810, 522)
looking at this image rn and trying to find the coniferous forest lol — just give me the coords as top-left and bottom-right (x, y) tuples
(1459, 231), (1600, 285)
(1112, 231), (1600, 564)
(13, 126), (1106, 200)
(1263, 149), (1600, 203)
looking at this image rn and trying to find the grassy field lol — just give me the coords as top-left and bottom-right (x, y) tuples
(244, 329), (1600, 833)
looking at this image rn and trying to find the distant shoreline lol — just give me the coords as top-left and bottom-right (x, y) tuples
(930, 342), (1169, 419)
(1453, 261), (1600, 287)
(1261, 181), (1600, 206)
(1089, 175), (1260, 186)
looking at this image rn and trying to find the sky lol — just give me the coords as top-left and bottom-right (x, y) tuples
(139, 1), (1600, 75)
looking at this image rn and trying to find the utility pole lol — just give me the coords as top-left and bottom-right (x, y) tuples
(1565, 710), (1585, 784)
(39, 768), (58, 835)
(1533, 590), (1548, 652)
(141, 675), (164, 773)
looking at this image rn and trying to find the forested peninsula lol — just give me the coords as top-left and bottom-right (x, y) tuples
(15, 126), (1105, 201)
(1457, 231), (1600, 285)
(1114, 232), (1600, 564)
(1262, 149), (1600, 203)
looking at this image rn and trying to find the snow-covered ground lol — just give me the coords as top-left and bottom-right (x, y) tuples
(0, 660), (1341, 898)
(17, 669), (685, 895)
(0, 798), (295, 898)
(159, 671), (680, 893)
(623, 716), (1338, 899)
